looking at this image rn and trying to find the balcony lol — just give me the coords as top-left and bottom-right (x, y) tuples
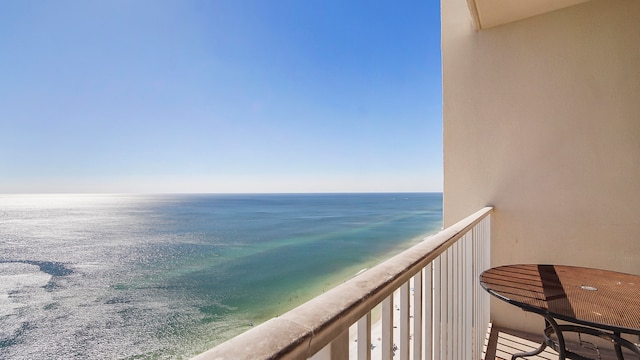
(193, 207), (492, 360)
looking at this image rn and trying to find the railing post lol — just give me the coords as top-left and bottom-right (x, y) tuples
(329, 328), (349, 360)
(447, 247), (454, 359)
(399, 282), (410, 360)
(382, 295), (394, 360)
(433, 256), (441, 360)
(423, 264), (433, 360)
(309, 344), (330, 360)
(357, 313), (371, 360)
(463, 232), (473, 360)
(412, 271), (422, 360)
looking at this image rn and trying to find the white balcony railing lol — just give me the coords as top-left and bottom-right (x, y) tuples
(193, 207), (492, 360)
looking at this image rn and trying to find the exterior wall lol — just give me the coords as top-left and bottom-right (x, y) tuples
(442, 0), (640, 332)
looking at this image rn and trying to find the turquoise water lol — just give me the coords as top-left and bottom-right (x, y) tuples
(0, 193), (442, 359)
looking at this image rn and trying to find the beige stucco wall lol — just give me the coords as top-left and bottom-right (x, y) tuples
(442, 0), (640, 332)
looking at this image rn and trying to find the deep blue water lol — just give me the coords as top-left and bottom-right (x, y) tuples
(0, 193), (442, 359)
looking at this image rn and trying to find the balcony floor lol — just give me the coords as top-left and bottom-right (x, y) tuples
(485, 324), (639, 360)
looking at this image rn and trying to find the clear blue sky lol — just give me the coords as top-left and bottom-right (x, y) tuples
(0, 1), (442, 194)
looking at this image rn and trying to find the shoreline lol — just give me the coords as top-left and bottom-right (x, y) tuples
(192, 230), (439, 357)
(265, 229), (439, 321)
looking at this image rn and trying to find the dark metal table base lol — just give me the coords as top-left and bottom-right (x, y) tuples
(511, 314), (640, 360)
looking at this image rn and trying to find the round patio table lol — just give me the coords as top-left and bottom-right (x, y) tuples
(480, 264), (640, 360)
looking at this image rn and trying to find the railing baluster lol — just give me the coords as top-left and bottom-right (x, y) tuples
(459, 237), (463, 359)
(399, 282), (409, 360)
(457, 242), (462, 359)
(433, 256), (441, 360)
(451, 245), (457, 360)
(441, 252), (449, 358)
(474, 221), (480, 359)
(330, 329), (349, 360)
(456, 240), (462, 359)
(412, 271), (422, 360)
(475, 226), (480, 356)
(309, 344), (330, 360)
(464, 233), (473, 360)
(473, 223), (480, 359)
(357, 313), (371, 360)
(457, 241), (463, 359)
(447, 248), (454, 358)
(483, 218), (492, 357)
(382, 294), (394, 360)
(423, 264), (433, 360)
(458, 237), (464, 359)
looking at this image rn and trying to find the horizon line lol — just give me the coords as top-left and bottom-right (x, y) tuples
(1, 191), (444, 196)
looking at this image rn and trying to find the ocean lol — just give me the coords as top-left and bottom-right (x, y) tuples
(0, 193), (442, 359)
